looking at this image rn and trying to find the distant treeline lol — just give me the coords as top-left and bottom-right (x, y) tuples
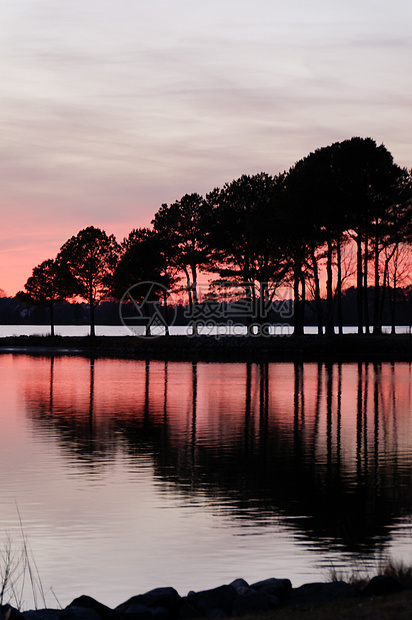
(3, 286), (412, 332)
(8, 137), (412, 336)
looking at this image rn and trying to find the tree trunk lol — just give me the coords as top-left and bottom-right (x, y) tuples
(183, 266), (193, 332)
(243, 281), (254, 328)
(163, 290), (170, 336)
(336, 240), (343, 336)
(391, 293), (397, 334)
(378, 262), (388, 332)
(256, 281), (270, 334)
(190, 264), (199, 336)
(145, 305), (151, 336)
(300, 273), (306, 332)
(373, 228), (381, 335)
(89, 299), (95, 338)
(191, 264), (198, 306)
(49, 302), (55, 337)
(325, 237), (334, 336)
(391, 266), (398, 334)
(356, 234), (363, 334)
(310, 245), (323, 335)
(293, 257), (303, 336)
(363, 235), (370, 334)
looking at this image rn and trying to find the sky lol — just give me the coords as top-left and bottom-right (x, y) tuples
(1, 0), (412, 296)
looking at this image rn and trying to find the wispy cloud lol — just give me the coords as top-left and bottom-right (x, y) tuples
(1, 0), (411, 294)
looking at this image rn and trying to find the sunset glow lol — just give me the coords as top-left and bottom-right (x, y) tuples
(1, 0), (411, 295)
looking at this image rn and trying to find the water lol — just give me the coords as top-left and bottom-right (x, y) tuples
(1, 354), (412, 609)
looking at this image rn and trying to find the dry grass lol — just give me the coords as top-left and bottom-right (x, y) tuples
(0, 508), (48, 610)
(328, 564), (369, 589)
(380, 558), (412, 582)
(327, 556), (412, 588)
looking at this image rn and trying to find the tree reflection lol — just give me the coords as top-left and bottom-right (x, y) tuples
(25, 356), (116, 469)
(22, 356), (412, 554)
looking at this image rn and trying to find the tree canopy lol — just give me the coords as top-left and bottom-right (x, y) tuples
(20, 257), (75, 336)
(16, 136), (412, 337)
(58, 226), (120, 337)
(152, 193), (211, 331)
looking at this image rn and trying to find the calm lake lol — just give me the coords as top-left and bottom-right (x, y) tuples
(1, 353), (412, 608)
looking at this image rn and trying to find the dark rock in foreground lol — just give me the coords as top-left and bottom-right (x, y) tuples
(115, 588), (181, 618)
(279, 581), (357, 608)
(361, 574), (404, 596)
(2, 573), (410, 620)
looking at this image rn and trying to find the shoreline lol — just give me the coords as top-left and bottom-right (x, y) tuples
(0, 333), (412, 362)
(6, 573), (412, 620)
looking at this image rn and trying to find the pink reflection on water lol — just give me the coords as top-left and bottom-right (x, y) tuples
(1, 355), (412, 608)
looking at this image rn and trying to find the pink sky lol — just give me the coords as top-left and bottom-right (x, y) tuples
(1, 0), (411, 296)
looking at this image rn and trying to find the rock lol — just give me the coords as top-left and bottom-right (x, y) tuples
(115, 597), (152, 620)
(24, 610), (62, 620)
(116, 589), (181, 618)
(266, 595), (280, 609)
(60, 606), (101, 620)
(66, 596), (116, 620)
(282, 581), (357, 608)
(115, 601), (151, 620)
(362, 575), (404, 596)
(250, 578), (291, 599)
(186, 586), (237, 617)
(401, 578), (412, 591)
(232, 591), (273, 617)
(15, 573), (411, 620)
(146, 609), (170, 620)
(227, 581), (251, 597)
(178, 602), (202, 619)
(0, 605), (26, 620)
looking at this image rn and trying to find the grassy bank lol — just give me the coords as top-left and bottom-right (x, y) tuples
(0, 333), (412, 362)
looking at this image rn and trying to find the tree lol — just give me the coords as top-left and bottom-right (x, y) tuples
(283, 138), (410, 336)
(369, 168), (412, 333)
(20, 258), (74, 336)
(113, 228), (179, 335)
(152, 193), (211, 333)
(386, 244), (412, 333)
(288, 142), (370, 336)
(206, 173), (289, 329)
(280, 168), (324, 336)
(58, 226), (120, 337)
(332, 138), (407, 335)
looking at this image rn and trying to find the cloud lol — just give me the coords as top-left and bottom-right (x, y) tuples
(1, 0), (411, 294)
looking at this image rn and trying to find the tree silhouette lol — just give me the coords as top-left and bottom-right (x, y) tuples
(18, 136), (412, 337)
(152, 193), (210, 333)
(19, 258), (75, 336)
(332, 138), (406, 334)
(114, 228), (179, 335)
(283, 138), (411, 336)
(369, 168), (412, 334)
(280, 171), (320, 336)
(206, 173), (289, 328)
(58, 226), (120, 337)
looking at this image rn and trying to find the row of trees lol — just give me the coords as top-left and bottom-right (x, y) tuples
(20, 137), (412, 337)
